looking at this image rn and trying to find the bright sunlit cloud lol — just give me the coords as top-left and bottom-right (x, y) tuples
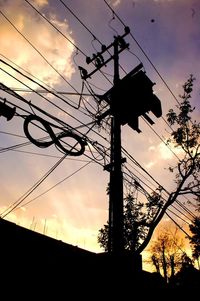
(0, 0), (75, 89)
(111, 0), (121, 7)
(145, 160), (156, 169)
(33, 0), (48, 7)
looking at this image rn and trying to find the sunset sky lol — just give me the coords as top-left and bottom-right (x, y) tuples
(0, 0), (199, 264)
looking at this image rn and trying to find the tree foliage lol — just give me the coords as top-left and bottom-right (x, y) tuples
(148, 229), (186, 283)
(166, 75), (200, 203)
(97, 194), (145, 252)
(98, 75), (200, 255)
(188, 216), (200, 264)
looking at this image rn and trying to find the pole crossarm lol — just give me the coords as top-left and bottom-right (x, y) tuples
(78, 27), (130, 80)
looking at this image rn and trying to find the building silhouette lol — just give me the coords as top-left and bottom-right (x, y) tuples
(0, 218), (167, 298)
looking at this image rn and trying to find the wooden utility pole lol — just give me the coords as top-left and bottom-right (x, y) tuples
(79, 27), (130, 255)
(108, 37), (124, 254)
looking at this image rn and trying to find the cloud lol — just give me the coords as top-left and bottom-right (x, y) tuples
(109, 0), (121, 7)
(145, 160), (156, 169)
(33, 0), (48, 7)
(0, 0), (75, 89)
(158, 142), (174, 160)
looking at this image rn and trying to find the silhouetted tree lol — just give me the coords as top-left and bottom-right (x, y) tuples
(98, 75), (200, 256)
(98, 223), (109, 252)
(170, 252), (200, 290)
(188, 216), (200, 269)
(98, 194), (145, 251)
(148, 229), (185, 283)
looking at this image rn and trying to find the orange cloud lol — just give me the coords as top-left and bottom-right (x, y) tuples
(33, 0), (48, 7)
(0, 0), (75, 90)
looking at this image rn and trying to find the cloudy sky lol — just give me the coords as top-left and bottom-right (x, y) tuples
(0, 0), (199, 260)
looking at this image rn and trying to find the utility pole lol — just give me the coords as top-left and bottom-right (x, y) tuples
(108, 37), (124, 255)
(79, 27), (130, 255)
(79, 25), (162, 257)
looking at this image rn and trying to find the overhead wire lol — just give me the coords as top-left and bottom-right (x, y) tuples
(14, 160), (93, 212)
(3, 0), (182, 185)
(0, 130), (25, 139)
(123, 168), (194, 229)
(0, 10), (105, 118)
(0, 81), (111, 171)
(103, 0), (185, 158)
(0, 153), (67, 219)
(0, 147), (90, 162)
(0, 66), (110, 145)
(23, 0), (113, 85)
(9, 88), (95, 97)
(0, 61), (114, 149)
(23, 0), (84, 56)
(0, 127), (109, 165)
(1, 2), (183, 158)
(0, 58), (87, 112)
(100, 0), (198, 218)
(0, 122), (107, 219)
(165, 212), (192, 239)
(0, 53), (99, 118)
(169, 205), (193, 223)
(122, 150), (196, 221)
(57, 0), (127, 75)
(0, 9), (84, 95)
(123, 168), (194, 227)
(103, 0), (181, 106)
(141, 116), (181, 162)
(90, 2), (184, 168)
(0, 53), (93, 100)
(176, 199), (196, 219)
(1, 2), (196, 233)
(0, 103), (110, 165)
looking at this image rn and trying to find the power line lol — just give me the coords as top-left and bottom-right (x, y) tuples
(122, 148), (196, 220)
(7, 88), (94, 97)
(24, 0), (85, 56)
(1, 0), (180, 169)
(0, 10), (85, 94)
(0, 67), (98, 138)
(0, 130), (25, 139)
(0, 120), (107, 218)
(0, 58), (82, 111)
(141, 116), (181, 162)
(2, 148), (91, 162)
(103, 0), (180, 106)
(0, 53), (97, 111)
(1, 1), (197, 246)
(0, 132), (108, 164)
(0, 52), (83, 96)
(23, 0), (113, 85)
(165, 212), (192, 239)
(12, 160), (93, 212)
(167, 208), (190, 225)
(58, 0), (127, 75)
(123, 168), (194, 226)
(0, 93), (111, 177)
(0, 63), (112, 146)
(0, 153), (67, 218)
(176, 199), (196, 219)
(0, 109), (110, 167)
(0, 57), (99, 117)
(103, 0), (184, 160)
